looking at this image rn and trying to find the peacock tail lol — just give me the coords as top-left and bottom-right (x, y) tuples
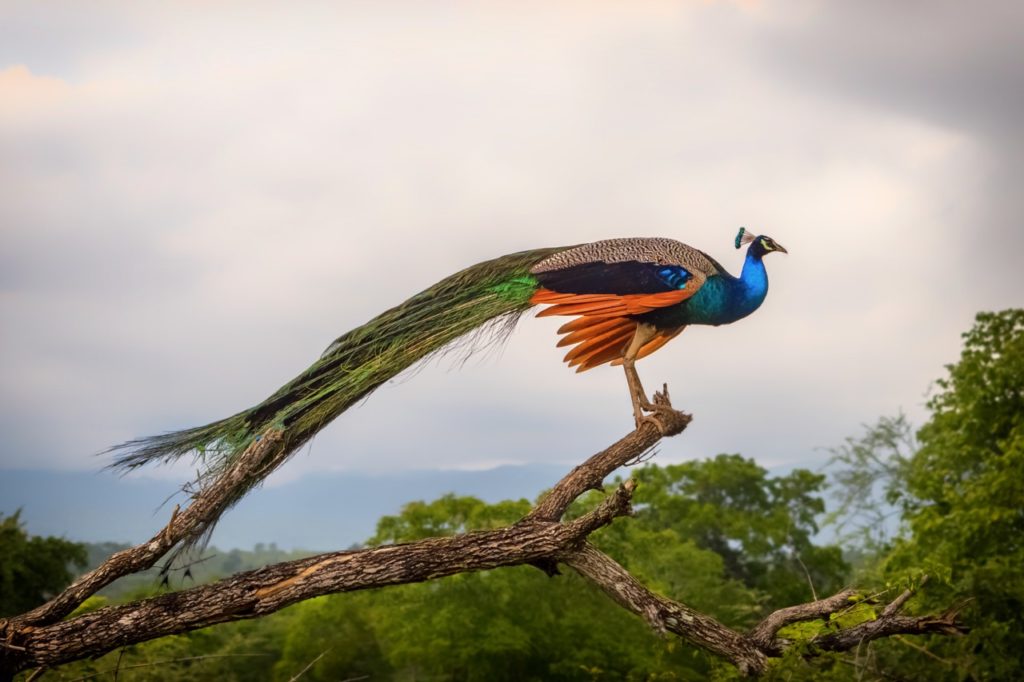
(109, 246), (567, 550)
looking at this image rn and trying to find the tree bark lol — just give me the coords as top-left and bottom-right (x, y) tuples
(0, 389), (964, 679)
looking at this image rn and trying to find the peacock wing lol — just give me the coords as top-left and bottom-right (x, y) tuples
(529, 237), (718, 316)
(531, 237), (723, 282)
(528, 237), (708, 370)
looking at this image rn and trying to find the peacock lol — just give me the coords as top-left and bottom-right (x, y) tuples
(111, 227), (786, 547)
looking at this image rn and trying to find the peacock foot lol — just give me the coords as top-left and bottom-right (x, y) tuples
(633, 383), (676, 432)
(634, 405), (677, 432)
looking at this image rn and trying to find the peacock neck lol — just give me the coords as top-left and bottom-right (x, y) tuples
(720, 249), (769, 323)
(640, 246), (771, 328)
(739, 249), (768, 301)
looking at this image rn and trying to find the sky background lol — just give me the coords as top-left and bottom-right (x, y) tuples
(2, 2), (1021, 515)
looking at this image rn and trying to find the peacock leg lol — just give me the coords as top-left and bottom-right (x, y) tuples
(622, 323), (666, 427)
(623, 361), (646, 425)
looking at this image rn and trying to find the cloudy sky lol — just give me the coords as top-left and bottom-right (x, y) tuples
(2, 1), (1021, 488)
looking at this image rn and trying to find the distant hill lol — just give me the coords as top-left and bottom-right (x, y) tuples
(80, 541), (318, 599)
(0, 464), (569, 551)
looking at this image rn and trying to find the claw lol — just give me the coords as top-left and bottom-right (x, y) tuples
(633, 402), (677, 432)
(636, 412), (666, 432)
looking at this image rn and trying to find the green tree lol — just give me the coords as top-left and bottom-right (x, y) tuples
(824, 309), (1024, 679)
(625, 456), (848, 612)
(370, 493), (532, 544)
(274, 593), (390, 681)
(0, 509), (87, 617)
(887, 309), (1024, 678)
(825, 413), (914, 552)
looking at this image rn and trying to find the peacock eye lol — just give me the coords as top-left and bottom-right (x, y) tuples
(760, 238), (770, 249)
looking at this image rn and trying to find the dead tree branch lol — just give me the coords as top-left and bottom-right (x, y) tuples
(18, 430), (288, 626)
(0, 389), (963, 679)
(810, 578), (967, 654)
(564, 542), (768, 674)
(748, 588), (860, 651)
(2, 489), (636, 673)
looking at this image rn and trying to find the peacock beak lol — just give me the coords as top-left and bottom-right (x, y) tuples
(775, 243), (788, 254)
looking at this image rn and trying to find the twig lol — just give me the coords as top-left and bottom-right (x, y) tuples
(527, 404), (691, 523)
(288, 649), (331, 681)
(17, 432), (286, 626)
(749, 589), (858, 649)
(792, 550), (818, 602)
(882, 576), (928, 618)
(893, 635), (953, 665)
(67, 654), (271, 682)
(112, 648), (125, 681)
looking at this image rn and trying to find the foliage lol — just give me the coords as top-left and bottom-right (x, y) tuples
(883, 309), (1024, 678)
(825, 413), (914, 550)
(0, 510), (87, 617)
(823, 309), (1024, 680)
(624, 456), (847, 612)
(370, 494), (532, 544)
(75, 541), (315, 600)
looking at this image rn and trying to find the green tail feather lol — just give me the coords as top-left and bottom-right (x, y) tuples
(109, 246), (567, 549)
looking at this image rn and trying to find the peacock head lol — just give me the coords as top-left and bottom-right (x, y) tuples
(735, 227), (787, 256)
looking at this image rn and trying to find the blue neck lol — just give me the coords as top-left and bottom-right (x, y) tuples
(729, 249), (769, 321)
(740, 249), (768, 298)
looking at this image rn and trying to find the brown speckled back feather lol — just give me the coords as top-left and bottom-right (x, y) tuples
(530, 237), (724, 277)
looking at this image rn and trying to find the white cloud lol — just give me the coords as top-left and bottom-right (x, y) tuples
(0, 3), (1018, 482)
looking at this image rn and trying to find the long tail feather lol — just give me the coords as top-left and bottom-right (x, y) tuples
(108, 246), (566, 551)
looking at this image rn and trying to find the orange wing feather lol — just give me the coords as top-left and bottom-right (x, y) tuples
(573, 326), (637, 372)
(556, 317), (629, 347)
(530, 287), (692, 371)
(564, 320), (636, 363)
(609, 327), (685, 366)
(532, 288), (694, 318)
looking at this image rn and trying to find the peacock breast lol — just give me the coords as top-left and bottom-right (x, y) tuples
(684, 276), (737, 325)
(640, 274), (765, 328)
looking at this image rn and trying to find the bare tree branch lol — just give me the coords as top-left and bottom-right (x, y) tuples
(18, 430), (287, 626)
(0, 391), (964, 679)
(749, 588), (860, 650)
(811, 579), (967, 654)
(528, 386), (689, 523)
(563, 542), (769, 675)
(814, 611), (967, 652)
(1, 481), (637, 674)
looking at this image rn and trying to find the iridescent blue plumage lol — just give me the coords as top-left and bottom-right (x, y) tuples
(657, 265), (691, 290)
(644, 239), (773, 327)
